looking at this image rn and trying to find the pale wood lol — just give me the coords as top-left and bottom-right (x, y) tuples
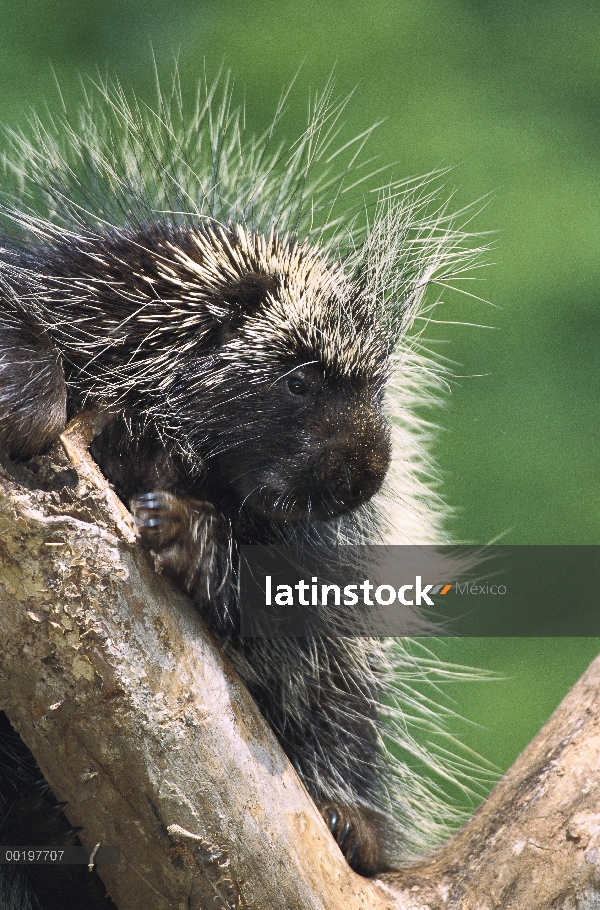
(383, 651), (600, 908)
(0, 416), (598, 909)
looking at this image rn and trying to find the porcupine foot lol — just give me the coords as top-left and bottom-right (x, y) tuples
(131, 491), (229, 608)
(318, 803), (385, 876)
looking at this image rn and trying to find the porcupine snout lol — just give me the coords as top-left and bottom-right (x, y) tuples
(309, 407), (391, 515)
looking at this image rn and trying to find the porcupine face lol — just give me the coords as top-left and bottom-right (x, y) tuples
(180, 226), (393, 523)
(210, 360), (392, 523)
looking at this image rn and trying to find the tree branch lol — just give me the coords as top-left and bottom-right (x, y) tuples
(0, 417), (598, 909)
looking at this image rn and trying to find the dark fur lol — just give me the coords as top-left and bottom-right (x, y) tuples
(0, 714), (116, 910)
(0, 221), (395, 909)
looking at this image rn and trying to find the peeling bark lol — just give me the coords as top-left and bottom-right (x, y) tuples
(0, 415), (599, 910)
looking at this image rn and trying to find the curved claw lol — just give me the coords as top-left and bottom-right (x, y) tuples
(132, 492), (153, 502)
(47, 801), (69, 816)
(28, 779), (50, 796)
(338, 819), (352, 849)
(346, 840), (360, 866)
(137, 517), (162, 530)
(323, 806), (338, 833)
(131, 491), (172, 512)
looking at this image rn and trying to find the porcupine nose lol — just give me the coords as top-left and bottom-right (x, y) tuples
(315, 433), (391, 511)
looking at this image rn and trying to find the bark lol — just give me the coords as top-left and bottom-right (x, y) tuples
(0, 414), (598, 910)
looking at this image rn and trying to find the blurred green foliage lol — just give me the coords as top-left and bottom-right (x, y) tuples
(0, 0), (598, 802)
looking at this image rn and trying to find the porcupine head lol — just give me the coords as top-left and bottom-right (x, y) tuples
(151, 221), (393, 527)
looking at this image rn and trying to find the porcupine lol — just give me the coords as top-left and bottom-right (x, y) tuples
(0, 72), (487, 908)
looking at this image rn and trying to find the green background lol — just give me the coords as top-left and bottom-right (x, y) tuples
(1, 0), (598, 813)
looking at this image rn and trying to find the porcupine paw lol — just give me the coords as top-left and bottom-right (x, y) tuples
(131, 491), (221, 597)
(2, 779), (82, 847)
(319, 804), (383, 876)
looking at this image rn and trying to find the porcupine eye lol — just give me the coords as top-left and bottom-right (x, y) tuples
(287, 376), (306, 396)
